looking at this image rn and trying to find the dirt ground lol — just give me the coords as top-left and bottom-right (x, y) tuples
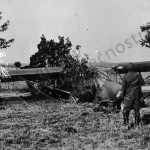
(0, 95), (150, 150)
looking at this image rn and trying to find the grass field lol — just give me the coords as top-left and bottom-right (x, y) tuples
(0, 97), (150, 150)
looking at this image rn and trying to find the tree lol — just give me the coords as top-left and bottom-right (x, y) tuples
(29, 35), (98, 95)
(0, 12), (14, 78)
(14, 61), (21, 68)
(140, 23), (150, 48)
(30, 35), (72, 68)
(0, 12), (14, 49)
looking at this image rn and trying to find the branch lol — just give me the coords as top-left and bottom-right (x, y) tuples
(0, 20), (10, 32)
(0, 38), (14, 49)
(140, 23), (150, 32)
(145, 44), (150, 48)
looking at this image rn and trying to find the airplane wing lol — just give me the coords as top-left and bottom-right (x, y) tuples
(112, 61), (150, 73)
(1, 67), (63, 82)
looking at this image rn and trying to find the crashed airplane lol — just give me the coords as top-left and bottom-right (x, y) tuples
(0, 62), (150, 106)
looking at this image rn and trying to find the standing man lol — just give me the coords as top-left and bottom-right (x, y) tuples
(121, 63), (145, 126)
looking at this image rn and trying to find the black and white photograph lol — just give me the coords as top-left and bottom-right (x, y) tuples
(0, 0), (150, 149)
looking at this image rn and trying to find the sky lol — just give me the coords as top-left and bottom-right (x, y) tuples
(0, 0), (150, 64)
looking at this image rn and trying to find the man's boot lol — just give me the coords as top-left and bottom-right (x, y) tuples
(135, 116), (140, 126)
(123, 114), (129, 126)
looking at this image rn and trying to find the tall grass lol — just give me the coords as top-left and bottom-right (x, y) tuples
(0, 81), (28, 91)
